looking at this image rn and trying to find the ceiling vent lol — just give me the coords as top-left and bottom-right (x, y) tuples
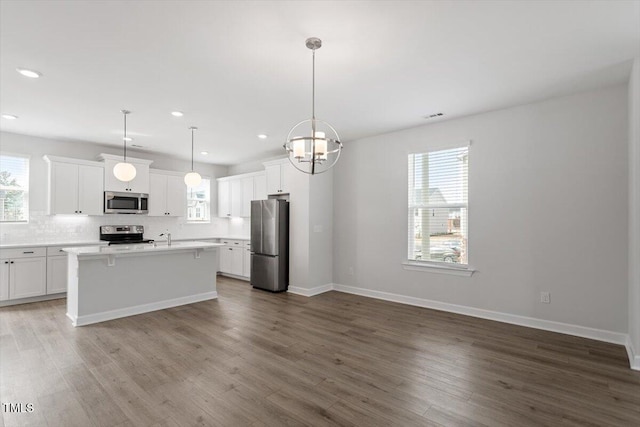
(424, 113), (444, 119)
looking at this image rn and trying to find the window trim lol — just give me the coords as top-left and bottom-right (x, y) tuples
(0, 152), (30, 223)
(406, 141), (471, 269)
(401, 260), (476, 276)
(186, 176), (211, 224)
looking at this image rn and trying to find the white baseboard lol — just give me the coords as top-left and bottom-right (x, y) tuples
(288, 283), (335, 297)
(218, 272), (249, 282)
(0, 292), (66, 307)
(67, 291), (218, 327)
(626, 336), (640, 371)
(332, 283), (627, 346)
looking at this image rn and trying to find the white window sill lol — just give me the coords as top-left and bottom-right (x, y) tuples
(401, 261), (476, 277)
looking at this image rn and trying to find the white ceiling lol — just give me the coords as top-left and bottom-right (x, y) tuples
(1, 1), (639, 165)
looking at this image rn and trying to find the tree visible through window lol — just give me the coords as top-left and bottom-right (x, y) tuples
(187, 178), (210, 222)
(0, 154), (29, 222)
(408, 146), (468, 265)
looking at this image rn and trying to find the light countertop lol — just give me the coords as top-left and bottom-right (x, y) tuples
(63, 241), (225, 257)
(0, 240), (107, 250)
(0, 236), (249, 250)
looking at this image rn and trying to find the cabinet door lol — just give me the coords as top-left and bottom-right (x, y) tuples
(219, 246), (233, 273)
(148, 173), (167, 216)
(254, 173), (267, 201)
(166, 175), (186, 217)
(265, 164), (281, 194)
(230, 179), (243, 217)
(0, 261), (9, 301)
(103, 159), (130, 193)
(243, 248), (251, 278)
(128, 163), (150, 193)
(231, 247), (244, 276)
(104, 160), (149, 193)
(241, 177), (254, 218)
(9, 257), (46, 299)
(47, 255), (68, 294)
(78, 165), (104, 215)
(218, 180), (231, 217)
(51, 162), (79, 214)
(280, 162), (292, 194)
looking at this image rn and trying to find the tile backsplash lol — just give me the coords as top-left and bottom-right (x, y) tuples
(0, 212), (239, 244)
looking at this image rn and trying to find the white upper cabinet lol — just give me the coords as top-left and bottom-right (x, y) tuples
(98, 153), (152, 193)
(241, 176), (254, 218)
(217, 171), (266, 218)
(230, 179), (243, 217)
(263, 159), (291, 195)
(218, 180), (231, 217)
(44, 156), (104, 215)
(254, 173), (267, 201)
(148, 170), (186, 217)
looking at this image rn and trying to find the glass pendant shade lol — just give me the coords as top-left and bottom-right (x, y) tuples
(114, 162), (137, 182)
(184, 171), (202, 187)
(115, 110), (137, 182)
(285, 119), (342, 174)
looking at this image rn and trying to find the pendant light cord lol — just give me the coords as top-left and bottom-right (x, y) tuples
(191, 127), (195, 171)
(312, 48), (315, 121)
(311, 47), (317, 174)
(123, 112), (127, 162)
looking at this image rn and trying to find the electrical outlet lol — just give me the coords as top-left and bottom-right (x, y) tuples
(348, 267), (354, 275)
(540, 292), (551, 304)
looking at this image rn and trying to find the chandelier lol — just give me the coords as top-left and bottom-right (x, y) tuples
(284, 37), (343, 175)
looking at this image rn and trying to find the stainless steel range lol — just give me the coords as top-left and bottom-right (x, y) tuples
(99, 225), (154, 245)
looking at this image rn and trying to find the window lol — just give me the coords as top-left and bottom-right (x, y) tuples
(408, 145), (468, 265)
(187, 178), (210, 222)
(0, 154), (29, 222)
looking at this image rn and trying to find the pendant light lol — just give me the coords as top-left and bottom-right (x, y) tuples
(184, 126), (202, 187)
(283, 37), (343, 175)
(113, 110), (137, 182)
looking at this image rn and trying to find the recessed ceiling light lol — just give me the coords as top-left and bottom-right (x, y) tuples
(171, 111), (184, 117)
(123, 137), (133, 142)
(200, 151), (209, 155)
(1, 114), (18, 120)
(257, 134), (268, 139)
(16, 68), (42, 78)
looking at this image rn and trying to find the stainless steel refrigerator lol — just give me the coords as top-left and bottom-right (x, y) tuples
(250, 199), (289, 292)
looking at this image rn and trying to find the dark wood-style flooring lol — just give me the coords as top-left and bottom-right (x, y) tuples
(1, 277), (639, 426)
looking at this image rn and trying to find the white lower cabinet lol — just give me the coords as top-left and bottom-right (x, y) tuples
(1, 250), (47, 300)
(0, 261), (9, 301)
(46, 255), (68, 294)
(218, 239), (250, 279)
(243, 247), (251, 278)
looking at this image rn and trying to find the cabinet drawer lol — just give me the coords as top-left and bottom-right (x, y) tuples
(243, 240), (251, 249)
(1, 247), (46, 259)
(221, 239), (243, 246)
(47, 246), (71, 256)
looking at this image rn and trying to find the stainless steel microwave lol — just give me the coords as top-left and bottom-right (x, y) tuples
(104, 191), (149, 214)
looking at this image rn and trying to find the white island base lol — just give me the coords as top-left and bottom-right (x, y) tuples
(64, 242), (222, 326)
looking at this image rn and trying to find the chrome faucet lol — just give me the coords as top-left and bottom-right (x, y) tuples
(159, 231), (172, 246)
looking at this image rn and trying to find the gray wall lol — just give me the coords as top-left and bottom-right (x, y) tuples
(333, 84), (628, 334)
(629, 58), (640, 366)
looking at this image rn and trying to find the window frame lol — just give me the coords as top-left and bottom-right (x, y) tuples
(0, 152), (30, 223)
(404, 142), (474, 276)
(186, 177), (211, 224)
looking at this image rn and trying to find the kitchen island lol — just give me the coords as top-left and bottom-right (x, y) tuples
(63, 241), (224, 326)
